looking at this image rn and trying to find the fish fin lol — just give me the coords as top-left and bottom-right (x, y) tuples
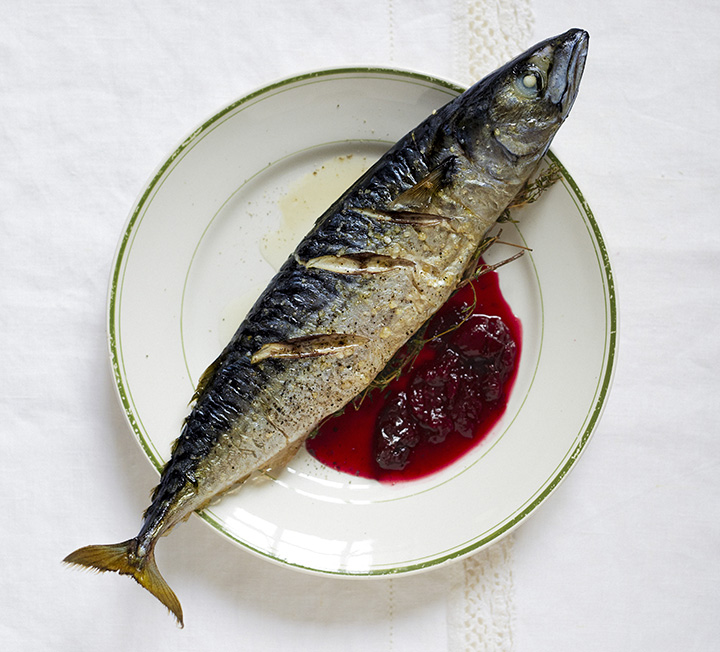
(191, 354), (222, 404)
(63, 539), (184, 627)
(390, 156), (456, 210)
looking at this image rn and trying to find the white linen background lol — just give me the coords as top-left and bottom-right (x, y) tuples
(1, 1), (718, 651)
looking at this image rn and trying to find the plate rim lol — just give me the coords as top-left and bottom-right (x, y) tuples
(107, 67), (618, 577)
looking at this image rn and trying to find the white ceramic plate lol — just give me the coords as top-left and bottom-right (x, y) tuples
(109, 68), (617, 576)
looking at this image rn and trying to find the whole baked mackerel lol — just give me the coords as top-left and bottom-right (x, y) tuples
(65, 29), (588, 625)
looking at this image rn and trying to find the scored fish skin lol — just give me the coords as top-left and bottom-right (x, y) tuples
(64, 29), (589, 626)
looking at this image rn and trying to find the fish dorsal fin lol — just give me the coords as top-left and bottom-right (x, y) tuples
(390, 156), (456, 211)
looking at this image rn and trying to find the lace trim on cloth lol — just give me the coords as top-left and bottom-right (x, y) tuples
(452, 0), (534, 86)
(446, 4), (533, 648)
(447, 535), (517, 652)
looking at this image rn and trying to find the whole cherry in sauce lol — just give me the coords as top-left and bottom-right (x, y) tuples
(306, 268), (521, 483)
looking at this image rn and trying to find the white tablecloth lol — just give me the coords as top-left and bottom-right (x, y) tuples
(2, 1), (718, 650)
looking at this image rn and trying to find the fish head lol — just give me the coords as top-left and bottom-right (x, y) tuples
(455, 29), (588, 169)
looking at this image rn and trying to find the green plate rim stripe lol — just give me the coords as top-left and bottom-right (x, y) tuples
(107, 69), (618, 577)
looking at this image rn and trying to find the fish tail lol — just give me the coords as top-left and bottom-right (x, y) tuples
(63, 539), (184, 627)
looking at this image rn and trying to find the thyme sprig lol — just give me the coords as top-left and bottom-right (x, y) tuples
(498, 162), (562, 223)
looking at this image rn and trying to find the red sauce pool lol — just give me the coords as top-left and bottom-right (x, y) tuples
(306, 268), (521, 484)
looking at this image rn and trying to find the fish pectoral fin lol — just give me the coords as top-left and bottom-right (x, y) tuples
(63, 539), (184, 627)
(389, 156), (457, 211)
(251, 333), (369, 364)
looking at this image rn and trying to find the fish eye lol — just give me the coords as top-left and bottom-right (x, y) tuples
(515, 67), (544, 97)
(522, 74), (538, 89)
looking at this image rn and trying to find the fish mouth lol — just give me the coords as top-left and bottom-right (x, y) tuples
(546, 29), (589, 117)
